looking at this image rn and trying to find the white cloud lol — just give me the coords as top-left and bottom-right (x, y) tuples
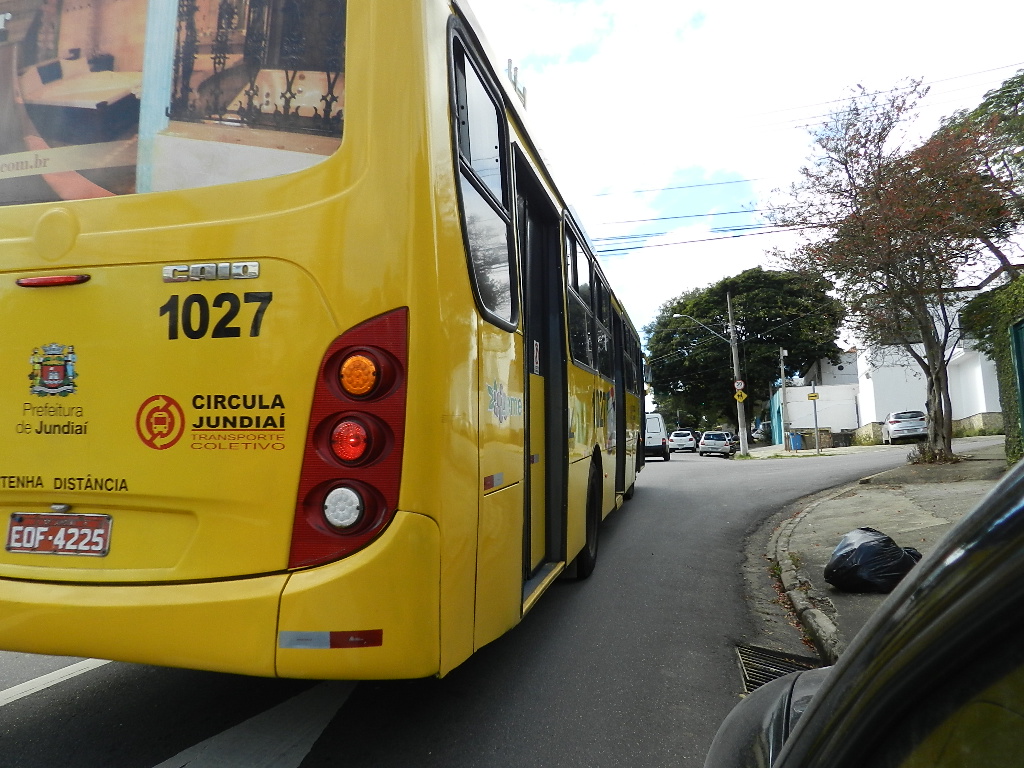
(465, 0), (1024, 335)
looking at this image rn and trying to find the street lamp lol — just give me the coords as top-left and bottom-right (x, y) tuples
(672, 297), (749, 456)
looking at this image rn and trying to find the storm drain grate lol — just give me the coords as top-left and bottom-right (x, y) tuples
(736, 644), (821, 693)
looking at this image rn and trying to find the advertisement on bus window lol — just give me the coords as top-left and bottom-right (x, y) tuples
(0, 0), (345, 206)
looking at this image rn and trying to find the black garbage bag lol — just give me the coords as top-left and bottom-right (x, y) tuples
(823, 527), (923, 593)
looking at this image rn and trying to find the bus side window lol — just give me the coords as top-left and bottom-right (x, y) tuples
(594, 277), (613, 378)
(452, 40), (516, 328)
(458, 64), (503, 202)
(625, 335), (638, 394)
(564, 233), (575, 292)
(575, 246), (592, 306)
(566, 233), (593, 369)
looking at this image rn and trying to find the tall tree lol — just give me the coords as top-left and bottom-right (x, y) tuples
(770, 81), (1020, 460)
(645, 267), (844, 424)
(946, 69), (1024, 221)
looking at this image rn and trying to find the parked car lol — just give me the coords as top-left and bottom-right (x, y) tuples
(704, 463), (1024, 768)
(723, 431), (740, 454)
(669, 430), (697, 452)
(698, 431), (733, 458)
(643, 412), (671, 461)
(881, 410), (927, 444)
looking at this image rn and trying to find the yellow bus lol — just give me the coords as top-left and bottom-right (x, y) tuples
(0, 0), (643, 679)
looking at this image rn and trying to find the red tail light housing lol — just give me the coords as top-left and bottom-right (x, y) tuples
(288, 309), (408, 568)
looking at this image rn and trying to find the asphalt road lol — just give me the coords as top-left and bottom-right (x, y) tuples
(0, 446), (917, 768)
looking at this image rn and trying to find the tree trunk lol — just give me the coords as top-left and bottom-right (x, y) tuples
(923, 351), (955, 460)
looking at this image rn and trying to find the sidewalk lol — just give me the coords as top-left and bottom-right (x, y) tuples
(764, 436), (1008, 664)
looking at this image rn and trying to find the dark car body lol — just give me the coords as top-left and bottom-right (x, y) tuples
(705, 463), (1024, 768)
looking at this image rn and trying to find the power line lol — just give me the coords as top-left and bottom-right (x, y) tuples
(602, 208), (766, 226)
(594, 224), (819, 254)
(588, 61), (1024, 205)
(595, 178), (761, 196)
(747, 61), (1024, 119)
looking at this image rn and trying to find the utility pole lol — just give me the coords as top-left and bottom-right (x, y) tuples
(671, 306), (748, 456)
(727, 293), (749, 456)
(811, 380), (820, 455)
(780, 348), (788, 451)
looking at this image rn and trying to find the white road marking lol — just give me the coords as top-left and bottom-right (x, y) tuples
(0, 658), (112, 707)
(151, 681), (355, 768)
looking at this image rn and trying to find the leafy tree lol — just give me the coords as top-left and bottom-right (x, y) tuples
(770, 81), (1020, 460)
(962, 281), (1024, 465)
(644, 267), (844, 424)
(944, 69), (1024, 227)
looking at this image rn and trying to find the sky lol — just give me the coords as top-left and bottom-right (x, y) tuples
(465, 0), (1024, 339)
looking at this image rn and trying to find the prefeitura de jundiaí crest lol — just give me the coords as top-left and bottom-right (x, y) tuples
(29, 343), (78, 397)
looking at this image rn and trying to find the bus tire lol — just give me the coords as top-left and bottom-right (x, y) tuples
(574, 463), (601, 580)
(624, 481), (635, 501)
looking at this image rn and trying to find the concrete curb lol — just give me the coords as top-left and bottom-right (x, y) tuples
(766, 437), (1006, 666)
(770, 487), (852, 665)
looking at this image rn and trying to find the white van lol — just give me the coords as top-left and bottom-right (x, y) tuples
(644, 413), (671, 461)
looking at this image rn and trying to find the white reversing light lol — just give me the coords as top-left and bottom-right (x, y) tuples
(323, 487), (364, 529)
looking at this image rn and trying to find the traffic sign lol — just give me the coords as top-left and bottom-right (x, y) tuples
(807, 393), (820, 400)
(734, 391), (748, 402)
(734, 380), (745, 390)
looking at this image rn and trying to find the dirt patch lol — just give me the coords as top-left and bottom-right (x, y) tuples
(862, 460), (1006, 485)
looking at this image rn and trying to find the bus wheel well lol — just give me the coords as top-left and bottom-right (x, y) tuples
(571, 458), (601, 580)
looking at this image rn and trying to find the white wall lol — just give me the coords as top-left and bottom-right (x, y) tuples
(857, 342), (1000, 424)
(803, 351), (859, 386)
(857, 349), (927, 425)
(947, 343), (1001, 420)
(781, 384), (859, 431)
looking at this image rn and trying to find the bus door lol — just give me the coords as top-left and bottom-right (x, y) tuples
(515, 155), (567, 581)
(613, 314), (628, 496)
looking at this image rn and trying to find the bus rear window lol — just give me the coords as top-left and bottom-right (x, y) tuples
(0, 0), (346, 206)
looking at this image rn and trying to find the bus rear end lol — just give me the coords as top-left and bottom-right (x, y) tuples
(0, 0), (447, 679)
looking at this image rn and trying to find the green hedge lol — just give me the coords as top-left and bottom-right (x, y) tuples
(962, 281), (1024, 465)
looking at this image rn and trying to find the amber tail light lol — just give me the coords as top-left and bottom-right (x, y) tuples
(288, 308), (408, 569)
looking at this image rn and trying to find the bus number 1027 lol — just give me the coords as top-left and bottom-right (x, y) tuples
(159, 292), (273, 339)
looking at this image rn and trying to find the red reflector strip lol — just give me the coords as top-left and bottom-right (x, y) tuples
(279, 630), (384, 649)
(16, 275), (91, 287)
(483, 472), (504, 490)
(330, 630), (383, 648)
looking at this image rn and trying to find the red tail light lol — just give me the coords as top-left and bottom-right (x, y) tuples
(288, 309), (408, 568)
(331, 419), (369, 462)
(16, 274), (91, 287)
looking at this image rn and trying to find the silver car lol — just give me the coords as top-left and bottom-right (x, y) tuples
(699, 431), (733, 458)
(881, 410), (927, 444)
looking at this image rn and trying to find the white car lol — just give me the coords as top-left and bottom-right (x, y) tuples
(698, 431), (733, 458)
(881, 410), (928, 444)
(669, 430), (697, 452)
